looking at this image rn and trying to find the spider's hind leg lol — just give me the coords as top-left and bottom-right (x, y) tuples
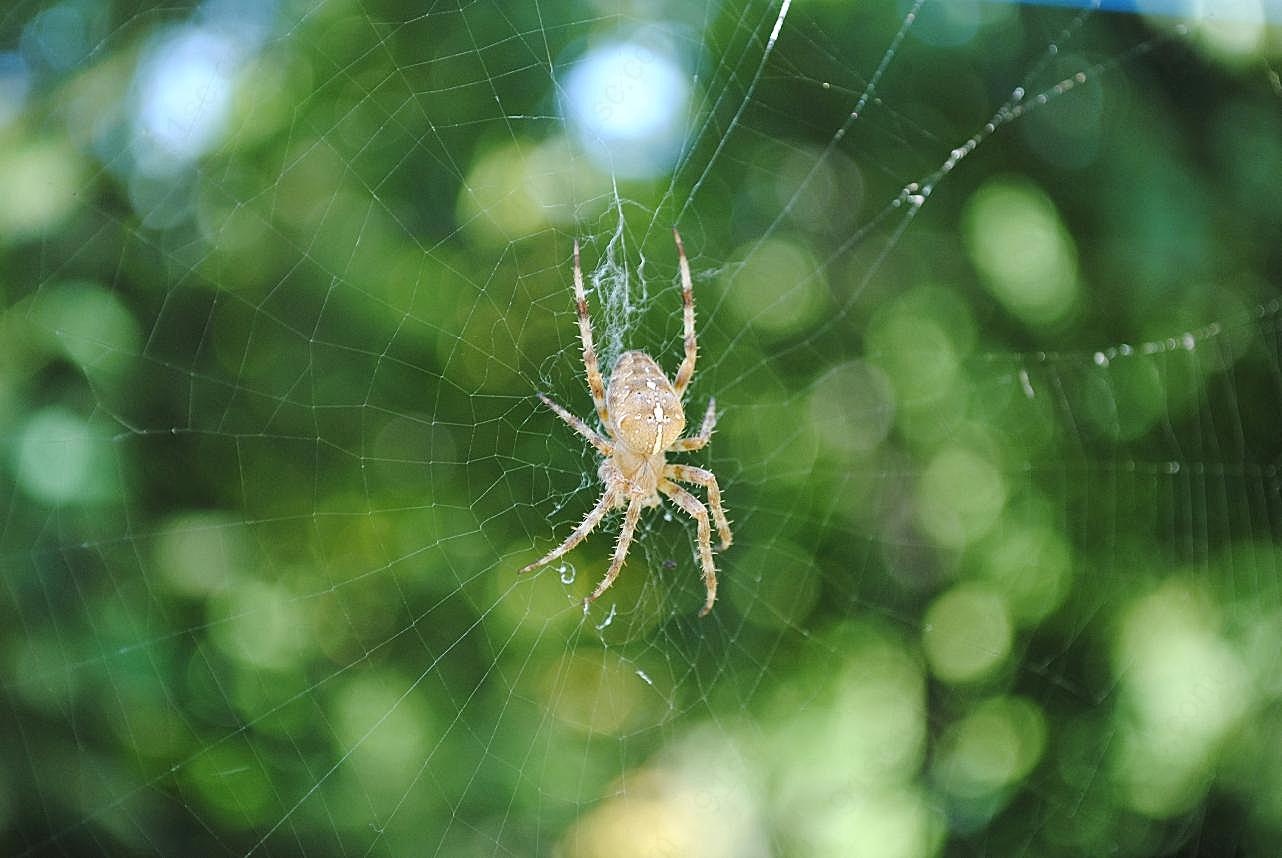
(670, 398), (716, 452)
(671, 229), (698, 399)
(536, 392), (611, 456)
(573, 240), (611, 427)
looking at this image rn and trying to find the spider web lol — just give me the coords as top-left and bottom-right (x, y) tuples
(3, 0), (1282, 855)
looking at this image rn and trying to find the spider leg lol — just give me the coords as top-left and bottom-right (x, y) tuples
(671, 228), (698, 399)
(669, 398), (717, 452)
(663, 464), (732, 550)
(536, 393), (612, 456)
(573, 240), (611, 428)
(519, 490), (614, 574)
(659, 479), (718, 616)
(585, 496), (643, 609)
(661, 482), (723, 615)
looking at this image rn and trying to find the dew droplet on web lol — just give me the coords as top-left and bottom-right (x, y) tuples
(594, 603), (617, 630)
(1019, 368), (1035, 399)
(558, 562), (576, 584)
(1094, 352), (1110, 367)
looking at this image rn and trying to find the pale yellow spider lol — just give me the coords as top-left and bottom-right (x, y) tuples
(520, 229), (733, 616)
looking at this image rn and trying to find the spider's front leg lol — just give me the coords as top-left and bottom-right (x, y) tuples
(658, 479), (718, 616)
(519, 490), (614, 574)
(664, 464), (732, 550)
(584, 497), (643, 608)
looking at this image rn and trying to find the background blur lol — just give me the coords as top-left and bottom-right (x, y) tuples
(2, 0), (1282, 855)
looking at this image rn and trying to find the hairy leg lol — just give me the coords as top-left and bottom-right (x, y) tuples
(671, 229), (698, 398)
(519, 490), (614, 574)
(659, 480), (718, 616)
(536, 393), (611, 456)
(573, 240), (610, 427)
(669, 398), (717, 452)
(663, 464), (732, 550)
(585, 497), (642, 608)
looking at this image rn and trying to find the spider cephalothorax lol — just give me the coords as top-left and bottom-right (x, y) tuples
(520, 229), (733, 616)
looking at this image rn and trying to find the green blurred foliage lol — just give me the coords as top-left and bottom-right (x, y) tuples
(1, 0), (1281, 856)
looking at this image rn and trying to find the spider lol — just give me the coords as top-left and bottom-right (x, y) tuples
(520, 229), (733, 616)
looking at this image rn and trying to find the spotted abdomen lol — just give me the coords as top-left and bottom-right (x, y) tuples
(606, 351), (686, 456)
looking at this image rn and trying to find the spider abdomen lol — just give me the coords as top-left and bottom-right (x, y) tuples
(606, 350), (686, 457)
